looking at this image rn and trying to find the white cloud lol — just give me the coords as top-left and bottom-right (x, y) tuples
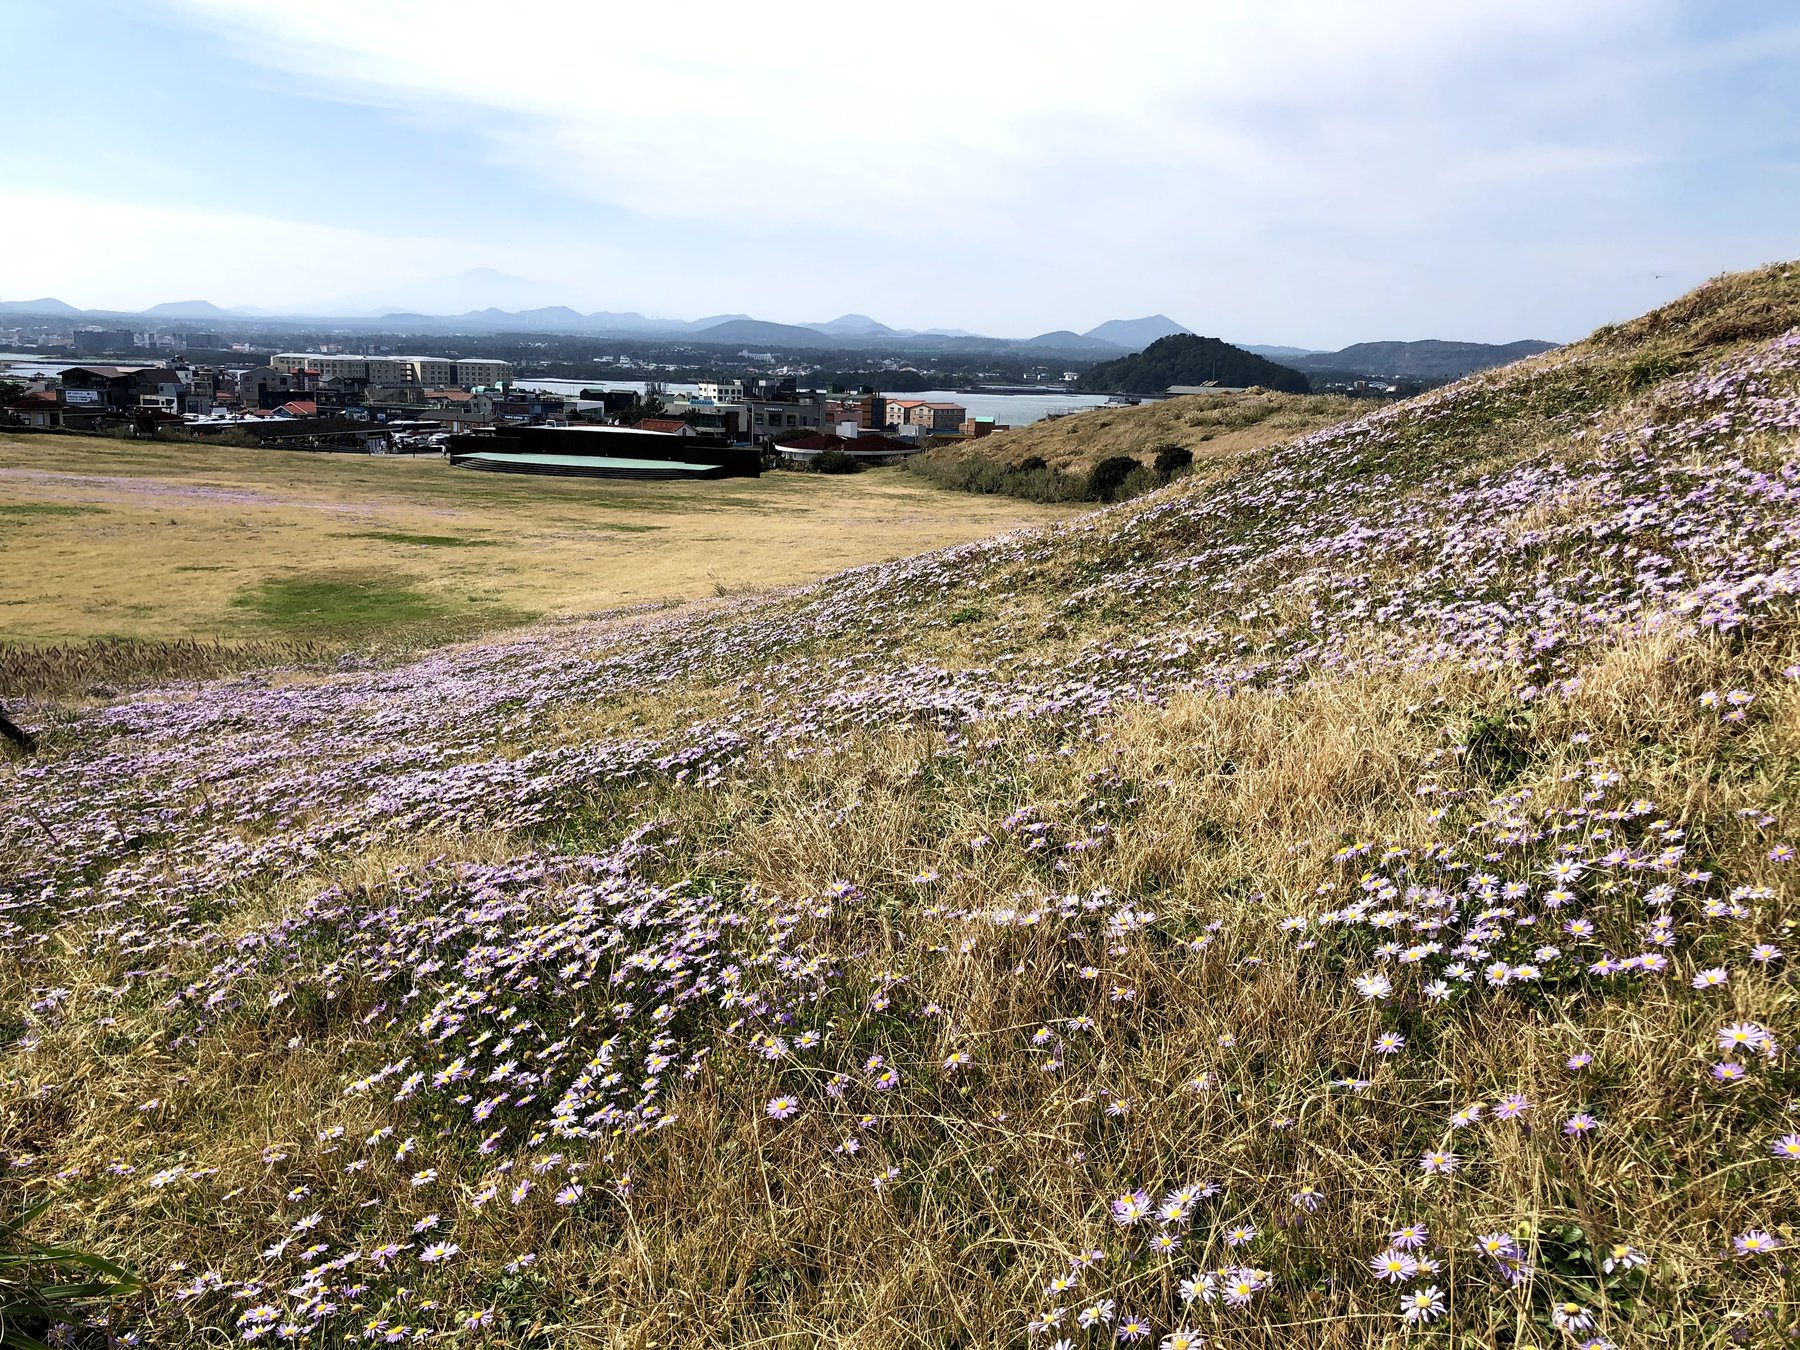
(0, 189), (485, 311)
(11, 2), (1798, 340)
(161, 0), (1663, 241)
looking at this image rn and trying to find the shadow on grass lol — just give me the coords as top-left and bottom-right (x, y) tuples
(0, 503), (107, 518)
(232, 568), (535, 646)
(337, 530), (497, 548)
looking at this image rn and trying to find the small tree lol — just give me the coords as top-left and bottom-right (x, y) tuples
(1153, 444), (1194, 477)
(813, 448), (863, 475)
(1086, 455), (1140, 501)
(626, 394), (666, 424)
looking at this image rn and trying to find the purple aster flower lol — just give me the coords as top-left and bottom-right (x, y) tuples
(1551, 1302), (1594, 1333)
(1076, 1298), (1116, 1328)
(1389, 1223), (1429, 1251)
(766, 1095), (799, 1120)
(1401, 1286), (1445, 1323)
(1717, 1022), (1771, 1053)
(1369, 1248), (1419, 1282)
(1219, 1267), (1266, 1307)
(1110, 1190), (1151, 1225)
(1353, 972), (1392, 1000)
(1562, 1113), (1599, 1137)
(1602, 1243), (1645, 1273)
(1493, 1092), (1532, 1120)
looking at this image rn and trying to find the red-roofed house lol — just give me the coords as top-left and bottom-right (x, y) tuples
(5, 389), (62, 428)
(272, 400), (318, 419)
(635, 418), (697, 436)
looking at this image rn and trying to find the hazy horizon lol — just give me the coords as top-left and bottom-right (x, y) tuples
(2, 1), (1798, 348)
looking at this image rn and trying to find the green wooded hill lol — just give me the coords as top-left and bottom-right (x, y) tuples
(1074, 333), (1311, 394)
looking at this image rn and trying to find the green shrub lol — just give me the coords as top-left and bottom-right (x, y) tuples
(1153, 444), (1194, 476)
(813, 449), (864, 475)
(1086, 456), (1141, 502)
(900, 452), (1090, 503)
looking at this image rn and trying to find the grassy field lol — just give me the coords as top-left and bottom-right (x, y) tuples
(5, 264), (1800, 1348)
(0, 437), (1072, 691)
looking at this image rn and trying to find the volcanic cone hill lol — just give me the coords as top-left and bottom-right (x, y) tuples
(5, 262), (1800, 1347)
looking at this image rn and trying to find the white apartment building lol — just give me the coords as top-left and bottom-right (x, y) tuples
(270, 353), (369, 380)
(454, 358), (511, 387)
(364, 357), (415, 384)
(269, 354), (513, 388)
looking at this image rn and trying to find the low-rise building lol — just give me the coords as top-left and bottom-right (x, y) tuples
(60, 365), (152, 410)
(663, 394), (750, 441)
(240, 367), (314, 410)
(884, 399), (967, 433)
(748, 389), (828, 437)
(5, 389), (62, 428)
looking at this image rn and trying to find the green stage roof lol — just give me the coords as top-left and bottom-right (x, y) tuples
(458, 453), (722, 472)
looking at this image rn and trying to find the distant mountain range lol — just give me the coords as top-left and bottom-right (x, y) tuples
(1284, 339), (1558, 381)
(0, 290), (1555, 379)
(0, 296), (1202, 355)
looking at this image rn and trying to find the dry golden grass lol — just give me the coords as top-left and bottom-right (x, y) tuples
(0, 434), (1073, 651)
(17, 619), (1794, 1347)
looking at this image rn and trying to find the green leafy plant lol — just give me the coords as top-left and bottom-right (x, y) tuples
(0, 1199), (142, 1349)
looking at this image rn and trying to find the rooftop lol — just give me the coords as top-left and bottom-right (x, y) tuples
(453, 452), (722, 472)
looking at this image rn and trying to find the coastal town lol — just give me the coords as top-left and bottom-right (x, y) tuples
(1, 341), (1010, 470)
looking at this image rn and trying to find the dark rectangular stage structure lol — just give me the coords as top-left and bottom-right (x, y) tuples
(448, 425), (760, 479)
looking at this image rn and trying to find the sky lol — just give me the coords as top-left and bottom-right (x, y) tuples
(1, 0), (1797, 346)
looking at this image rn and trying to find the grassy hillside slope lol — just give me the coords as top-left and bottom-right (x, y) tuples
(915, 389), (1363, 478)
(4, 263), (1800, 1347)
